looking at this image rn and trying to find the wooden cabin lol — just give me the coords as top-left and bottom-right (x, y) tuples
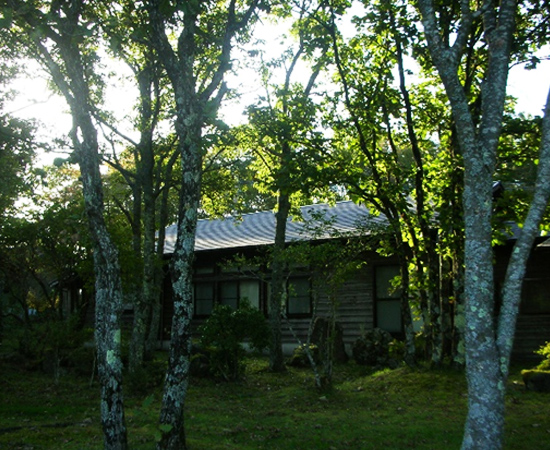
(160, 201), (550, 360)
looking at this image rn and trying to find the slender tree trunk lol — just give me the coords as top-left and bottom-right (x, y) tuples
(426, 237), (442, 366)
(147, 148), (178, 351)
(91, 233), (128, 450)
(399, 259), (416, 366)
(128, 186), (146, 372)
(269, 191), (290, 372)
(72, 97), (128, 450)
(51, 20), (128, 448)
(156, 107), (203, 450)
(416, 0), (518, 446)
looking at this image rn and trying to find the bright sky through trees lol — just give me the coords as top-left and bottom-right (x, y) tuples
(5, 35), (549, 167)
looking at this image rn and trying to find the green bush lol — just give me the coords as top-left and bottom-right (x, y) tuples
(125, 356), (167, 395)
(199, 301), (270, 380)
(287, 343), (320, 368)
(535, 341), (550, 370)
(15, 313), (93, 379)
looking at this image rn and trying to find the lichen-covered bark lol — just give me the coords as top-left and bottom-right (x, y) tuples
(68, 58), (129, 450)
(156, 109), (203, 450)
(158, 123), (202, 449)
(144, 1), (264, 447)
(15, 1), (130, 445)
(416, 0), (531, 448)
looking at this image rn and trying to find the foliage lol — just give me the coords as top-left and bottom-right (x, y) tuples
(13, 312), (93, 383)
(520, 369), (550, 392)
(535, 341), (550, 371)
(199, 301), (270, 381)
(0, 165), (93, 330)
(287, 343), (321, 367)
(0, 113), (36, 223)
(125, 356), (168, 396)
(352, 328), (394, 367)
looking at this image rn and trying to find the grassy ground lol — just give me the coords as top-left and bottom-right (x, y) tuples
(0, 353), (549, 450)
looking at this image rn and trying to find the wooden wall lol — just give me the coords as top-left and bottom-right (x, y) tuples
(281, 265), (375, 350)
(495, 240), (550, 361)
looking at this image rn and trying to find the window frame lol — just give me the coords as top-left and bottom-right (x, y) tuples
(286, 276), (312, 318)
(192, 264), (263, 317)
(374, 265), (403, 334)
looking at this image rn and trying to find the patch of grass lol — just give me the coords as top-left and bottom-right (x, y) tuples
(0, 355), (549, 449)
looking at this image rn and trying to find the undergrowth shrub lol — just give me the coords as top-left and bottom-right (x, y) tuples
(125, 356), (167, 395)
(535, 341), (550, 370)
(352, 328), (393, 367)
(15, 313), (93, 381)
(199, 301), (270, 380)
(287, 343), (320, 368)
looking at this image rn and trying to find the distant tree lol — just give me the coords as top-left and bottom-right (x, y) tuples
(0, 69), (36, 227)
(283, 212), (367, 388)
(237, 0), (336, 372)
(0, 165), (93, 351)
(325, 0), (434, 365)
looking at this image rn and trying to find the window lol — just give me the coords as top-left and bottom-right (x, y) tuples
(287, 277), (311, 316)
(375, 265), (402, 333)
(195, 282), (215, 316)
(240, 280), (260, 309)
(194, 278), (261, 316)
(220, 281), (239, 309)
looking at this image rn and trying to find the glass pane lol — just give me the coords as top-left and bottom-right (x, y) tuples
(195, 283), (214, 315)
(377, 299), (402, 333)
(220, 281), (238, 309)
(288, 278), (310, 315)
(240, 280), (260, 309)
(376, 266), (401, 299)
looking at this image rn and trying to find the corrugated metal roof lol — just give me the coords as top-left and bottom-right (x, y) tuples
(164, 201), (386, 254)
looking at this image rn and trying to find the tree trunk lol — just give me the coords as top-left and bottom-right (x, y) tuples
(73, 105), (128, 450)
(156, 104), (203, 449)
(462, 169), (505, 449)
(48, 18), (129, 447)
(399, 260), (416, 366)
(416, 0), (519, 447)
(147, 148), (178, 351)
(269, 191), (291, 372)
(91, 234), (128, 450)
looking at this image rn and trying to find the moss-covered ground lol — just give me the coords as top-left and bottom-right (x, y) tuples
(0, 353), (548, 449)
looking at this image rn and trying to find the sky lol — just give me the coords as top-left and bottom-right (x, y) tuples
(508, 59), (550, 117)
(5, 37), (550, 167)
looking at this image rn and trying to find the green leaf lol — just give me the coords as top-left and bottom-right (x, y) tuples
(142, 394), (155, 408)
(0, 8), (13, 29)
(159, 424), (173, 433)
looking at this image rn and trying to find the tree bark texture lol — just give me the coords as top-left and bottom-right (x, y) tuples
(17, 2), (130, 445)
(156, 107), (203, 450)
(415, 0), (549, 448)
(69, 64), (129, 450)
(146, 0), (261, 446)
